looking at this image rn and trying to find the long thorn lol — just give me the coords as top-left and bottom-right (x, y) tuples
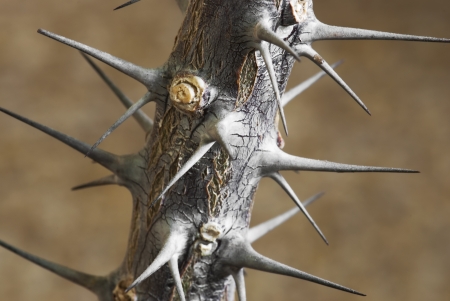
(86, 92), (153, 155)
(37, 29), (157, 88)
(260, 148), (419, 174)
(309, 22), (450, 43)
(222, 237), (365, 296)
(297, 44), (370, 115)
(0, 239), (106, 292)
(258, 43), (289, 135)
(80, 52), (153, 132)
(0, 107), (120, 173)
(152, 140), (216, 206)
(247, 192), (324, 243)
(282, 60), (343, 107)
(72, 174), (121, 191)
(126, 233), (186, 293)
(231, 269), (247, 301)
(256, 22), (301, 61)
(169, 256), (186, 301)
(269, 173), (328, 244)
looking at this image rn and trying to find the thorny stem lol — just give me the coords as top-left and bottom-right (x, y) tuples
(1, 0), (449, 301)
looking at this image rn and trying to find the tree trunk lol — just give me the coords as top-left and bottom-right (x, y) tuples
(1, 1), (450, 301)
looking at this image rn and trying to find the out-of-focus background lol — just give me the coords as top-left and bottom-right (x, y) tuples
(1, 0), (449, 300)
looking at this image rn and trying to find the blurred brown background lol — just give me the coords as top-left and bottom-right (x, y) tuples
(1, 0), (450, 300)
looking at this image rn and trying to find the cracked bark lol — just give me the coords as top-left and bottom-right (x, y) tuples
(1, 0), (450, 301)
(117, 1), (298, 300)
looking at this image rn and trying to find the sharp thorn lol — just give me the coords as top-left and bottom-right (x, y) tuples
(169, 255), (186, 301)
(256, 21), (301, 61)
(247, 192), (325, 243)
(114, 0), (141, 11)
(205, 110), (245, 160)
(37, 29), (158, 88)
(0, 107), (121, 174)
(80, 52), (153, 133)
(258, 43), (289, 135)
(310, 22), (450, 43)
(152, 140), (216, 206)
(126, 233), (186, 293)
(0, 239), (106, 292)
(278, 103), (289, 136)
(204, 113), (235, 159)
(222, 237), (365, 296)
(269, 173), (328, 245)
(248, 207), (300, 244)
(86, 92), (153, 156)
(231, 269), (247, 301)
(261, 148), (419, 174)
(297, 45), (371, 115)
(71, 174), (121, 191)
(282, 60), (344, 107)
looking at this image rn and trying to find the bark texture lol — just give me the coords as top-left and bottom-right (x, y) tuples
(1, 1), (450, 301)
(123, 1), (297, 299)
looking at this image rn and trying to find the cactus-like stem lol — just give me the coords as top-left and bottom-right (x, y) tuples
(1, 0), (450, 300)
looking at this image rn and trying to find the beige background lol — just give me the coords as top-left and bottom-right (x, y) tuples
(1, 0), (450, 300)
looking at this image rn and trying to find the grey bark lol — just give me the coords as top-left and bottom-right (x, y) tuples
(1, 0), (449, 301)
